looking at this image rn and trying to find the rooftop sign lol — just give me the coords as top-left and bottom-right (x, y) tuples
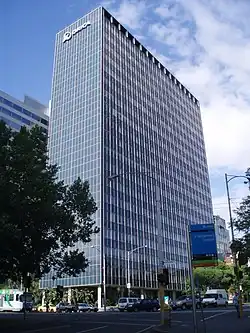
(63, 21), (91, 43)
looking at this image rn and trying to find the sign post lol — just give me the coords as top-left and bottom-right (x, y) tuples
(190, 224), (218, 268)
(187, 226), (198, 333)
(188, 223), (218, 333)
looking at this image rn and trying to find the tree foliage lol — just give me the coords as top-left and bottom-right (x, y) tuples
(44, 288), (60, 306)
(71, 288), (95, 305)
(233, 195), (250, 261)
(0, 121), (99, 282)
(186, 263), (236, 293)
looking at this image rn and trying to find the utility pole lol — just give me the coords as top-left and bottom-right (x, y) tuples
(127, 245), (147, 297)
(225, 171), (250, 318)
(91, 245), (106, 312)
(156, 183), (165, 326)
(127, 251), (131, 297)
(225, 174), (234, 242)
(187, 227), (198, 333)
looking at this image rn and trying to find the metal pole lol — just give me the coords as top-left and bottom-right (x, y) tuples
(187, 226), (198, 333)
(225, 174), (234, 241)
(23, 287), (27, 320)
(156, 183), (165, 325)
(156, 184), (163, 266)
(225, 174), (243, 318)
(127, 251), (131, 297)
(103, 253), (107, 312)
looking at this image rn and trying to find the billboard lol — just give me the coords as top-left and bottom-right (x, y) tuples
(190, 223), (218, 268)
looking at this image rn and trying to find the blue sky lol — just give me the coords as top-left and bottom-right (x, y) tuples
(1, 0), (250, 221)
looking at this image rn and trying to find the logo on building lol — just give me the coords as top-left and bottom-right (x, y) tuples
(63, 21), (91, 43)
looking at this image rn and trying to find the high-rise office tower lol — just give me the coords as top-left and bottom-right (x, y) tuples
(0, 90), (49, 133)
(42, 7), (213, 304)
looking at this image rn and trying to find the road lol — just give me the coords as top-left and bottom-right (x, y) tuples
(0, 307), (249, 333)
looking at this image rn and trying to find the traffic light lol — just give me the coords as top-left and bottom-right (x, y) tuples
(56, 285), (64, 299)
(23, 275), (32, 290)
(157, 268), (169, 286)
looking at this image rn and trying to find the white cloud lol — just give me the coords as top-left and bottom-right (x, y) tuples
(212, 183), (249, 228)
(108, 0), (149, 30)
(154, 0), (250, 171)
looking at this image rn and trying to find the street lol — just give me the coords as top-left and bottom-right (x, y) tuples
(0, 307), (249, 333)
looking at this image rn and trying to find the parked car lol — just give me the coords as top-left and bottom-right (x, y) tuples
(127, 299), (160, 312)
(171, 295), (201, 310)
(56, 302), (77, 313)
(202, 289), (228, 307)
(118, 297), (140, 312)
(77, 303), (98, 312)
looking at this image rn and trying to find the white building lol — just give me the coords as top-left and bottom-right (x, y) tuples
(0, 90), (48, 133)
(213, 215), (230, 259)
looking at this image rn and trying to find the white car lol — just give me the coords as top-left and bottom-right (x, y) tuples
(118, 298), (140, 312)
(202, 289), (228, 307)
(77, 303), (98, 312)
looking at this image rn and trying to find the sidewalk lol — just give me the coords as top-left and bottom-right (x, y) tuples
(150, 313), (250, 333)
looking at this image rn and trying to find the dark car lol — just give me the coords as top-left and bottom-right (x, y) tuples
(171, 295), (201, 310)
(127, 299), (160, 312)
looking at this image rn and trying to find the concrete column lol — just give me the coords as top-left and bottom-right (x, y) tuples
(120, 287), (124, 297)
(97, 285), (102, 309)
(67, 287), (72, 303)
(42, 290), (45, 306)
(172, 290), (176, 301)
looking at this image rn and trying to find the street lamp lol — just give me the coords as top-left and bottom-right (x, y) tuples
(108, 172), (165, 325)
(225, 172), (250, 242)
(127, 245), (147, 297)
(91, 245), (107, 312)
(225, 170), (250, 318)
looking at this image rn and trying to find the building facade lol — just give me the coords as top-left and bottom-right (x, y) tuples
(41, 7), (213, 304)
(0, 90), (49, 133)
(213, 215), (230, 260)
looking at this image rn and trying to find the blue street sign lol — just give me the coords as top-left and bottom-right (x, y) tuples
(190, 223), (218, 267)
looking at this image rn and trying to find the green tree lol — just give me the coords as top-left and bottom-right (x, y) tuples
(71, 288), (95, 305)
(233, 196), (250, 262)
(44, 288), (59, 306)
(185, 263), (236, 293)
(30, 280), (43, 305)
(0, 121), (99, 283)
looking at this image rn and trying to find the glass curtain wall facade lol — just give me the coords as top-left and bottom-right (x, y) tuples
(42, 7), (213, 294)
(41, 8), (103, 289)
(103, 11), (213, 292)
(0, 90), (48, 133)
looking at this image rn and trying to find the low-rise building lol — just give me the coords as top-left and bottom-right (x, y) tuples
(0, 90), (49, 133)
(213, 215), (230, 260)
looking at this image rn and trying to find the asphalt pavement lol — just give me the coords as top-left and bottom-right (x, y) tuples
(0, 307), (249, 333)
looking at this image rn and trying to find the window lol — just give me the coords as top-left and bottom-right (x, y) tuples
(41, 118), (48, 126)
(5, 294), (14, 301)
